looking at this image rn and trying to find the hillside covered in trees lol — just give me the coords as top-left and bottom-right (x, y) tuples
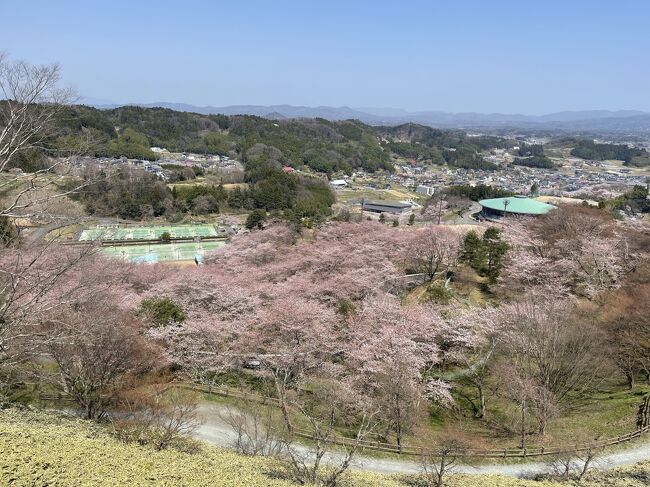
(375, 123), (515, 170)
(4, 207), (650, 485)
(32, 105), (518, 174)
(570, 139), (650, 166)
(68, 164), (336, 222)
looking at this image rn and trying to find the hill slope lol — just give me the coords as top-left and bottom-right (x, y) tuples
(3, 407), (650, 486)
(91, 103), (650, 134)
(48, 105), (515, 173)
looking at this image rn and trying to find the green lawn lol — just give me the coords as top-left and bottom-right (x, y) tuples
(188, 373), (650, 461)
(427, 380), (650, 451)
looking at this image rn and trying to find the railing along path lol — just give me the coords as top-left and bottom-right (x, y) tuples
(174, 382), (650, 458)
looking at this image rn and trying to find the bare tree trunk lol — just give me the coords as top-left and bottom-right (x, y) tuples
(274, 374), (293, 435)
(478, 382), (486, 419)
(436, 455), (447, 487)
(396, 394), (403, 453)
(579, 453), (594, 480)
(520, 399), (526, 450)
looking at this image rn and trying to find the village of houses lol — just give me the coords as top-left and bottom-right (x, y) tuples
(64, 138), (649, 224)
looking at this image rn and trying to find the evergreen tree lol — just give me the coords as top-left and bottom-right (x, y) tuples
(460, 228), (508, 283)
(245, 209), (267, 230)
(460, 230), (486, 271)
(482, 227), (508, 282)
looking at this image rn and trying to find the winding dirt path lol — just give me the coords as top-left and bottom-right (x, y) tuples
(194, 402), (650, 478)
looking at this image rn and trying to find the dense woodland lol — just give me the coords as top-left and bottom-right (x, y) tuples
(570, 139), (649, 166)
(376, 123), (514, 170)
(441, 184), (515, 201)
(17, 105), (522, 174)
(512, 155), (556, 169)
(69, 165), (335, 221)
(602, 184), (650, 214)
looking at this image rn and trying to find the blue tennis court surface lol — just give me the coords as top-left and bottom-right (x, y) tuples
(100, 241), (226, 263)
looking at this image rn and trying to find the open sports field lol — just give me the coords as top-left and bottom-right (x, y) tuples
(79, 224), (219, 241)
(100, 241), (225, 263)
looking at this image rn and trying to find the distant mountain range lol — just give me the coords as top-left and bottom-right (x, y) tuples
(88, 100), (650, 134)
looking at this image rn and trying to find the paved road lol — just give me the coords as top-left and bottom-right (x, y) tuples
(194, 402), (650, 478)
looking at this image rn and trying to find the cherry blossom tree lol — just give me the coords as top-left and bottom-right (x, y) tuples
(39, 295), (162, 419)
(500, 206), (638, 298)
(0, 243), (95, 383)
(450, 307), (501, 418)
(403, 226), (461, 282)
(343, 297), (451, 450)
(499, 292), (607, 405)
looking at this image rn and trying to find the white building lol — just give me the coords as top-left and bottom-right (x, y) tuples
(416, 185), (435, 196)
(330, 179), (348, 188)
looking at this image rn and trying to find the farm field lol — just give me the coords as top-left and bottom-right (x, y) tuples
(334, 184), (421, 205)
(167, 179), (249, 190)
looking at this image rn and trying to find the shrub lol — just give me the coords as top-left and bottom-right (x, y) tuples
(140, 297), (186, 326)
(423, 283), (454, 304)
(111, 387), (201, 453)
(245, 209), (267, 230)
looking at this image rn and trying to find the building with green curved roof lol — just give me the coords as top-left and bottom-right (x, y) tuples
(478, 196), (556, 216)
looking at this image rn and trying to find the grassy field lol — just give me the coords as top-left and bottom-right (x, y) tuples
(544, 148), (650, 178)
(427, 382), (650, 451)
(334, 180), (421, 205)
(167, 179), (249, 190)
(0, 173), (86, 221)
(192, 366), (649, 464)
(3, 407), (650, 486)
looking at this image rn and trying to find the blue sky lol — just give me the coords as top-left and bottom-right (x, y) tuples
(1, 0), (648, 114)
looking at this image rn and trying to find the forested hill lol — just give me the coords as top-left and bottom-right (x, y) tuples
(569, 139), (650, 166)
(375, 123), (514, 170)
(44, 105), (515, 173)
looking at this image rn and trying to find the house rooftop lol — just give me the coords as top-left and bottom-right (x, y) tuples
(363, 200), (412, 209)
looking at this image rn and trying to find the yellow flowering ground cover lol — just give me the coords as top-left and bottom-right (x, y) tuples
(1, 407), (650, 487)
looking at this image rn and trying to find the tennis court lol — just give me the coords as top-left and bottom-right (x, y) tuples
(100, 241), (226, 263)
(79, 224), (219, 241)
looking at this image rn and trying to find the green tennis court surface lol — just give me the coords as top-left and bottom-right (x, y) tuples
(79, 224), (219, 241)
(100, 241), (226, 263)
